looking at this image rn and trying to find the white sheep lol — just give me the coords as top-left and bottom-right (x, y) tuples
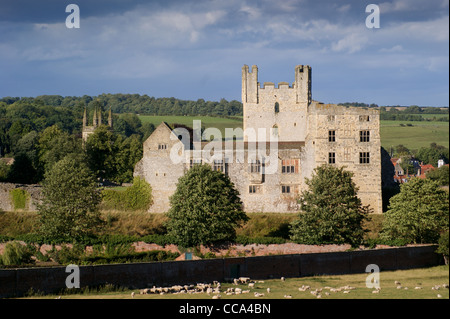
(281, 277), (285, 282)
(254, 292), (264, 297)
(284, 294), (292, 299)
(212, 294), (221, 299)
(248, 282), (255, 288)
(267, 288), (271, 294)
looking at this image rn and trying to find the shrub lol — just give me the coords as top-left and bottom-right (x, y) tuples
(9, 189), (29, 210)
(1, 241), (35, 266)
(101, 177), (152, 211)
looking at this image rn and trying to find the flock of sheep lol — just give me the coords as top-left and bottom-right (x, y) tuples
(130, 276), (449, 299)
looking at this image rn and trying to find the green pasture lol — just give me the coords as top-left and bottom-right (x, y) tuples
(380, 120), (449, 150)
(21, 265), (449, 299)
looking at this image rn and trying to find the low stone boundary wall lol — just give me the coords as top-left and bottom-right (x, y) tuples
(0, 245), (442, 298)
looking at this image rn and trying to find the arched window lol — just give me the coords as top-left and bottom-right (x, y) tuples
(274, 102), (280, 113)
(272, 124), (279, 137)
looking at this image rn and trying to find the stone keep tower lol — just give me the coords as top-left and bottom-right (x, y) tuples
(242, 64), (311, 142)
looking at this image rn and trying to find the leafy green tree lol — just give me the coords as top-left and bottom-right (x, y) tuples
(289, 165), (370, 247)
(85, 125), (116, 181)
(37, 155), (103, 240)
(381, 178), (449, 244)
(426, 165), (449, 185)
(38, 125), (81, 178)
(6, 153), (38, 184)
(416, 143), (449, 167)
(165, 164), (248, 247)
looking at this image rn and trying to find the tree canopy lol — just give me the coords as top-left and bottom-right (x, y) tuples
(380, 178), (449, 244)
(289, 165), (370, 247)
(165, 164), (248, 247)
(37, 155), (104, 240)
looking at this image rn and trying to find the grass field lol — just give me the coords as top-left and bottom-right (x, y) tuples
(138, 115), (449, 150)
(380, 120), (449, 150)
(21, 265), (449, 299)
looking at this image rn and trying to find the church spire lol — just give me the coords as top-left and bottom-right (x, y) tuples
(108, 106), (113, 128)
(83, 107), (88, 127)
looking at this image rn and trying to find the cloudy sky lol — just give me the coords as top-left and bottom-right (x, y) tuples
(0, 0), (448, 106)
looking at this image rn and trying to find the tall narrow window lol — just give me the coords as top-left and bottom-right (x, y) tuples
(281, 160), (296, 174)
(328, 130), (336, 142)
(249, 185), (261, 194)
(328, 152), (336, 164)
(360, 130), (370, 142)
(274, 102), (280, 113)
(281, 185), (291, 194)
(213, 159), (224, 172)
(359, 152), (370, 164)
(250, 159), (261, 173)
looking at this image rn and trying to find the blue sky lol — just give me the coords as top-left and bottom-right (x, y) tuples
(0, 0), (448, 106)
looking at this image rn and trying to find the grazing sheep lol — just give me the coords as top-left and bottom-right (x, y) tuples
(395, 281), (401, 286)
(372, 290), (379, 294)
(443, 283), (449, 289)
(131, 292), (135, 298)
(233, 279), (239, 285)
(281, 277), (285, 282)
(414, 287), (423, 290)
(396, 286), (402, 289)
(212, 294), (221, 299)
(437, 294), (442, 298)
(239, 277), (251, 284)
(242, 290), (250, 294)
(284, 294), (292, 299)
(316, 294), (322, 299)
(248, 282), (255, 288)
(206, 287), (213, 294)
(254, 292), (264, 297)
(267, 288), (271, 294)
(343, 291), (350, 294)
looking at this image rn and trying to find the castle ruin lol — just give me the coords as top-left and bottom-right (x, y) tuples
(134, 65), (382, 214)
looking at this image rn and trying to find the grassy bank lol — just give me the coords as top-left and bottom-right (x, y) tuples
(0, 210), (384, 241)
